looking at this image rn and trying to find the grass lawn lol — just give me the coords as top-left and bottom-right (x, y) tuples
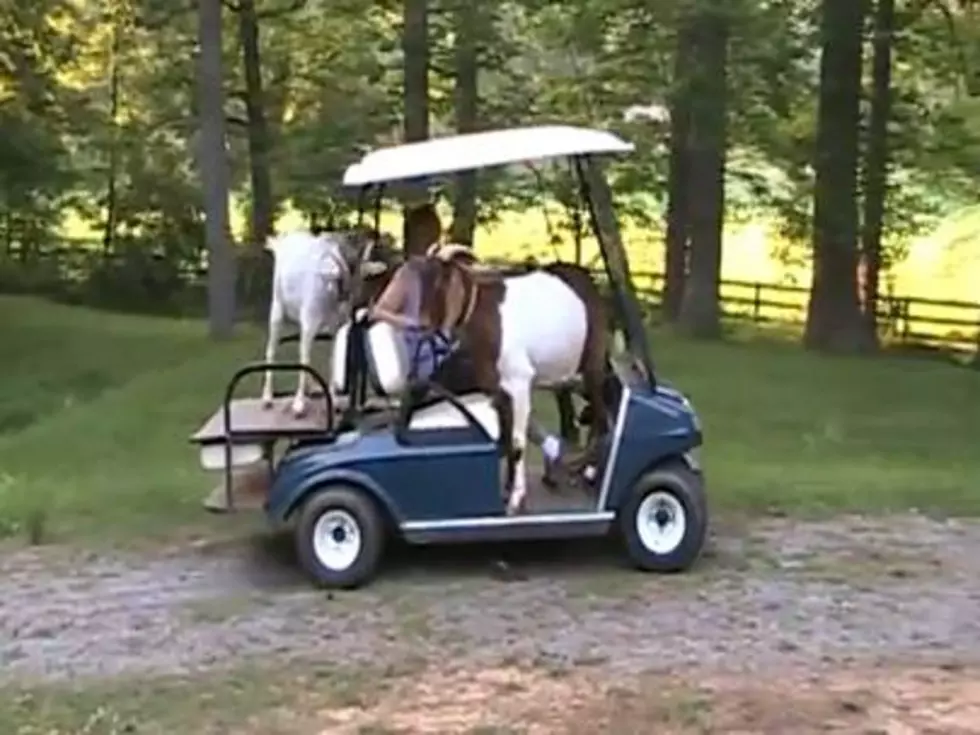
(0, 295), (978, 546)
(0, 658), (412, 735)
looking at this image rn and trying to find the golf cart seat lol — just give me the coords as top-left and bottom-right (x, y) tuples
(331, 319), (411, 399)
(330, 319), (499, 441)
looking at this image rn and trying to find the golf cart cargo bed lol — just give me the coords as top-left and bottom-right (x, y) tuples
(190, 393), (395, 445)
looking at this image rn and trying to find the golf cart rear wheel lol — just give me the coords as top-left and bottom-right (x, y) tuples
(619, 463), (707, 573)
(295, 486), (385, 589)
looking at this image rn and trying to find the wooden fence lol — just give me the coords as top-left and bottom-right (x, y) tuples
(625, 270), (980, 353)
(3, 244), (979, 353)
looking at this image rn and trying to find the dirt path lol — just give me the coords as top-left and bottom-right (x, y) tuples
(315, 662), (980, 734)
(3, 513), (980, 688)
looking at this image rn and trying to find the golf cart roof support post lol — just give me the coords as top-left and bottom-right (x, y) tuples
(355, 185), (369, 228)
(360, 183), (386, 413)
(341, 182), (387, 422)
(568, 157), (584, 265)
(572, 154), (658, 386)
(372, 184), (384, 235)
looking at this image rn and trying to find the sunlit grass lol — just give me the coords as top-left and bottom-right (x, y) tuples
(58, 196), (980, 347)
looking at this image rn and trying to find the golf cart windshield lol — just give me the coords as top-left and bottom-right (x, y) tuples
(341, 124), (657, 386)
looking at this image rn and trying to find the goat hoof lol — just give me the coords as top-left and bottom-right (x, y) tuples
(261, 397), (274, 410)
(506, 495), (526, 516)
(290, 400), (307, 418)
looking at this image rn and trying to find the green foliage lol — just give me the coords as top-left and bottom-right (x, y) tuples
(0, 0), (978, 310)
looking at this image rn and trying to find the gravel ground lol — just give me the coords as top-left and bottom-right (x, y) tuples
(2, 513), (980, 686)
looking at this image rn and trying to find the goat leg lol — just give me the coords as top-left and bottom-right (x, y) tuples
(291, 311), (322, 418)
(555, 387), (579, 445)
(574, 363), (612, 496)
(261, 298), (285, 409)
(501, 378), (532, 515)
(491, 389), (515, 505)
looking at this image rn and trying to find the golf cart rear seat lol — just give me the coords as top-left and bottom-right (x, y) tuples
(330, 320), (499, 441)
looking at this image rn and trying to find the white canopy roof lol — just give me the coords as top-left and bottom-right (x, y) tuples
(342, 124), (634, 187)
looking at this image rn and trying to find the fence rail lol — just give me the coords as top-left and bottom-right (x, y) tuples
(626, 270), (980, 353)
(3, 244), (979, 353)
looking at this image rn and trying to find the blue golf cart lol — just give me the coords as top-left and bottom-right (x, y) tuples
(190, 124), (706, 589)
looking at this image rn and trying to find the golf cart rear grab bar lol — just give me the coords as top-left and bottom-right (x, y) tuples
(219, 361), (334, 512)
(221, 362), (334, 439)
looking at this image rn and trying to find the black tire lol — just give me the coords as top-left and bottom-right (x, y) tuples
(679, 454), (709, 530)
(618, 462), (707, 573)
(294, 486), (386, 589)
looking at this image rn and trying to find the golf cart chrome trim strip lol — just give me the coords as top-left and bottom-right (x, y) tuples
(401, 511), (614, 531)
(343, 125), (634, 187)
(595, 385), (631, 511)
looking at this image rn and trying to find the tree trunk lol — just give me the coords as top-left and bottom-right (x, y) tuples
(804, 0), (869, 353)
(859, 0), (895, 350)
(238, 0), (275, 248)
(449, 0), (479, 246)
(236, 0), (275, 320)
(401, 0), (430, 242)
(197, 0), (236, 339)
(663, 22), (694, 322)
(102, 21), (121, 253)
(678, 5), (729, 339)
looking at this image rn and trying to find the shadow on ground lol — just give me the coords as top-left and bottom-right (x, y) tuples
(218, 530), (639, 591)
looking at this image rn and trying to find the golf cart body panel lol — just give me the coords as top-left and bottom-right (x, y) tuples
(599, 381), (703, 512)
(266, 361), (702, 533)
(267, 425), (504, 525)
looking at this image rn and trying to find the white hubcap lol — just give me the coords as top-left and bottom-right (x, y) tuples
(312, 509), (362, 571)
(636, 491), (686, 555)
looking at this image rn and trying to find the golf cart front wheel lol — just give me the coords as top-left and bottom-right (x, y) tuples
(619, 464), (707, 573)
(295, 486), (385, 589)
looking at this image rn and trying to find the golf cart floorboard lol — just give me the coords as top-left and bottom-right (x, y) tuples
(523, 475), (597, 514)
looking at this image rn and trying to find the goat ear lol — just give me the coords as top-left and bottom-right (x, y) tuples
(359, 261), (388, 278)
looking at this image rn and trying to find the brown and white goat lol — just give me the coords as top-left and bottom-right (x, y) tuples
(416, 254), (611, 513)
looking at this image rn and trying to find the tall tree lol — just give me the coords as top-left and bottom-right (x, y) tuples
(231, 0), (277, 318)
(236, 0), (275, 248)
(197, 0), (236, 338)
(859, 0), (896, 348)
(663, 21), (694, 322)
(101, 9), (123, 254)
(449, 0), (479, 246)
(678, 2), (731, 338)
(402, 0), (430, 239)
(804, 0), (869, 353)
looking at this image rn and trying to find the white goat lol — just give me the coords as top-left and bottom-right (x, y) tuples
(260, 230), (353, 417)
